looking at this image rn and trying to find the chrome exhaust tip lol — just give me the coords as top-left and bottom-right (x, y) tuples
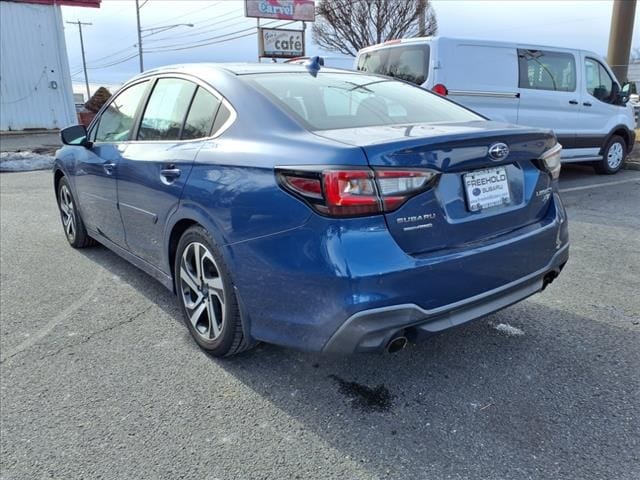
(386, 336), (408, 354)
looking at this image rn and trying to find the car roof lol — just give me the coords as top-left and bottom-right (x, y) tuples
(136, 62), (349, 79)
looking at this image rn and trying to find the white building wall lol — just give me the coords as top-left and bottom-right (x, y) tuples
(0, 1), (76, 131)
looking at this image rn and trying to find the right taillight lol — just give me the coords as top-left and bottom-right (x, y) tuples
(539, 143), (562, 180)
(277, 168), (439, 217)
(432, 83), (448, 96)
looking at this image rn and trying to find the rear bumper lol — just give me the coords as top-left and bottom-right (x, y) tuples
(322, 243), (568, 354)
(230, 192), (569, 353)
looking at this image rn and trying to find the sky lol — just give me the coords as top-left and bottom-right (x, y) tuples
(61, 0), (640, 91)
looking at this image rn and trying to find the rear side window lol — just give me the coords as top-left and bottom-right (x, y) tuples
(138, 78), (196, 141)
(245, 72), (481, 131)
(585, 58), (615, 103)
(518, 49), (576, 92)
(357, 45), (429, 86)
(95, 81), (149, 142)
(211, 102), (232, 134)
(182, 87), (221, 140)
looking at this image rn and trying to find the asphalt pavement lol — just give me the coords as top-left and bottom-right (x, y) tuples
(1, 165), (639, 480)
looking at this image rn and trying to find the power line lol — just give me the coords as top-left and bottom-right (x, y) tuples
(142, 1), (221, 28)
(143, 12), (246, 44)
(145, 20), (296, 53)
(144, 19), (296, 53)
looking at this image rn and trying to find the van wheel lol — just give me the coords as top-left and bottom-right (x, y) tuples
(594, 135), (626, 174)
(174, 226), (252, 357)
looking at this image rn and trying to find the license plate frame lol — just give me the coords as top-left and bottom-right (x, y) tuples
(463, 167), (511, 212)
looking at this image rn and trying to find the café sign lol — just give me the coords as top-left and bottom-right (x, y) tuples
(259, 28), (305, 58)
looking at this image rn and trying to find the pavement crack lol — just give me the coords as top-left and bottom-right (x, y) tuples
(1, 305), (155, 364)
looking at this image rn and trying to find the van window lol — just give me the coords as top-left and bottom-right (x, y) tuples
(357, 45), (429, 86)
(518, 49), (576, 92)
(585, 58), (615, 104)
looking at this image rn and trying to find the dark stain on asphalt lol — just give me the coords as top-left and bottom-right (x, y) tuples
(329, 375), (393, 412)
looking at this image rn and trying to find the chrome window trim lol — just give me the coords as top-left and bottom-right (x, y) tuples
(448, 90), (520, 99)
(91, 72), (237, 146)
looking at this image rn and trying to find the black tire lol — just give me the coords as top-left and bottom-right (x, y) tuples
(594, 135), (626, 174)
(174, 225), (251, 357)
(56, 176), (96, 248)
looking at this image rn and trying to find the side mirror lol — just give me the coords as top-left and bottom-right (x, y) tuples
(619, 82), (631, 105)
(61, 124), (92, 148)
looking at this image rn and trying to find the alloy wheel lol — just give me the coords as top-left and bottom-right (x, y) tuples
(607, 142), (624, 169)
(179, 242), (226, 341)
(59, 184), (76, 242)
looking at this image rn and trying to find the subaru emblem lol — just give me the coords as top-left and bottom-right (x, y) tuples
(488, 142), (509, 161)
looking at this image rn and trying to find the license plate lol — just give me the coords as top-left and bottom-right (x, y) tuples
(463, 167), (511, 212)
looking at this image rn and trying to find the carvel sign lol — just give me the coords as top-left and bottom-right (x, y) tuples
(245, 0), (315, 22)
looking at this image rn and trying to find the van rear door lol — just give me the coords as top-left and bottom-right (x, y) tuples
(516, 49), (579, 148)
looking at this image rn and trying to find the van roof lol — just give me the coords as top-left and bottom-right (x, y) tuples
(358, 36), (602, 60)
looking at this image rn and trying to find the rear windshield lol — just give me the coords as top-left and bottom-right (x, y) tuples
(357, 45), (429, 85)
(244, 72), (481, 131)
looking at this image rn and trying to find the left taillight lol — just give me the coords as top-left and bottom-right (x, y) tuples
(277, 168), (439, 217)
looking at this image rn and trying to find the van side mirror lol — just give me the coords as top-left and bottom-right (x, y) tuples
(619, 82), (631, 105)
(61, 124), (92, 148)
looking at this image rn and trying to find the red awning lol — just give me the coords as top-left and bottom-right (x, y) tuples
(5, 0), (101, 7)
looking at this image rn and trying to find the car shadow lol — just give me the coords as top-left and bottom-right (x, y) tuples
(77, 243), (639, 479)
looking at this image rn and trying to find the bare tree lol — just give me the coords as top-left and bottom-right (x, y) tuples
(312, 0), (438, 57)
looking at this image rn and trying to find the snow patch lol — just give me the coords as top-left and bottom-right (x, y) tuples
(493, 323), (524, 336)
(0, 151), (55, 172)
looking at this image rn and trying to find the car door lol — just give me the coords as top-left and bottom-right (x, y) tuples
(577, 56), (623, 147)
(74, 80), (151, 246)
(117, 77), (222, 270)
(516, 49), (579, 148)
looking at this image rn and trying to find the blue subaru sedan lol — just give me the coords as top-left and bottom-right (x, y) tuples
(54, 62), (568, 356)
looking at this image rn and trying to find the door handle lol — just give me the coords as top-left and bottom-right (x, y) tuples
(103, 162), (116, 175)
(569, 100), (578, 105)
(160, 167), (181, 181)
(583, 102), (592, 107)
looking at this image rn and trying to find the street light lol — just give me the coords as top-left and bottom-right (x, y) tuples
(135, 0), (194, 73)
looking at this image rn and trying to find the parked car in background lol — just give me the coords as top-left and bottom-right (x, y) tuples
(356, 36), (635, 174)
(54, 62), (568, 357)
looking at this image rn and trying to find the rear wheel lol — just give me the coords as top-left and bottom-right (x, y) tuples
(594, 135), (626, 174)
(56, 176), (96, 248)
(174, 226), (251, 357)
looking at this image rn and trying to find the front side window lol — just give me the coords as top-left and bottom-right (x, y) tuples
(138, 78), (197, 141)
(244, 72), (481, 131)
(585, 58), (615, 103)
(518, 49), (576, 92)
(182, 87), (221, 140)
(94, 81), (149, 142)
(357, 45), (429, 86)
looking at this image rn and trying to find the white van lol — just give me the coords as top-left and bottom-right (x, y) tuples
(356, 36), (635, 174)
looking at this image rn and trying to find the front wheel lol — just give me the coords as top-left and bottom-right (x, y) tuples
(174, 226), (251, 357)
(56, 176), (95, 248)
(594, 135), (627, 174)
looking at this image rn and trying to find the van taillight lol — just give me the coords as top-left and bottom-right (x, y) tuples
(432, 84), (448, 96)
(277, 168), (439, 217)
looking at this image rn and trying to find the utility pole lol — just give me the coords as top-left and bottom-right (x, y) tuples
(66, 20), (92, 101)
(417, 0), (426, 37)
(135, 0), (144, 72)
(607, 0), (637, 83)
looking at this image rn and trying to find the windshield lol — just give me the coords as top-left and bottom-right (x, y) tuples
(244, 72), (482, 131)
(357, 44), (429, 85)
